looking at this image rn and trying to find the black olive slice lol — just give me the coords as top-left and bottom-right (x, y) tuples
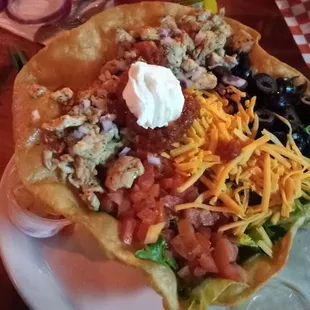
(265, 93), (287, 113)
(253, 73), (277, 95)
(256, 109), (275, 130)
(301, 95), (310, 105)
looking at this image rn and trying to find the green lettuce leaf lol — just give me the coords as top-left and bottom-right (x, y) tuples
(239, 234), (259, 247)
(304, 125), (310, 135)
(135, 236), (178, 270)
(276, 199), (310, 230)
(264, 199), (310, 240)
(188, 279), (236, 310)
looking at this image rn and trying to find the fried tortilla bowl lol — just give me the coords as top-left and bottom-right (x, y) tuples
(12, 2), (309, 309)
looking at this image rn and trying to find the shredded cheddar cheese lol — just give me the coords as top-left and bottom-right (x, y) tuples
(261, 153), (271, 212)
(174, 202), (232, 213)
(168, 87), (310, 246)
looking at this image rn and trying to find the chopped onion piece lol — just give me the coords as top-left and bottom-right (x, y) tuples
(147, 154), (161, 166)
(100, 114), (117, 133)
(72, 129), (84, 140)
(160, 36), (174, 45)
(222, 75), (248, 89)
(119, 147), (131, 157)
(160, 28), (170, 38)
(78, 125), (90, 134)
(80, 99), (91, 109)
(191, 67), (207, 81)
(101, 113), (116, 121)
(101, 120), (114, 133)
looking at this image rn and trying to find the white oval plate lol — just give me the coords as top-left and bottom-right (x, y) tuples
(1, 157), (310, 310)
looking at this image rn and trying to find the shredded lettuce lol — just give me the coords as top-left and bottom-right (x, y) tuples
(188, 279), (237, 310)
(135, 236), (178, 270)
(264, 199), (310, 240)
(236, 234), (261, 264)
(304, 125), (310, 135)
(239, 234), (258, 248)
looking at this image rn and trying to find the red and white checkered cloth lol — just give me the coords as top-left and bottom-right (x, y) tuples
(275, 0), (310, 69)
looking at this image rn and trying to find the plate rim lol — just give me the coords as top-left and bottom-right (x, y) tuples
(0, 156), (75, 310)
(0, 156), (35, 309)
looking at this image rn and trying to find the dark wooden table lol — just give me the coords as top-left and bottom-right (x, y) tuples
(0, 0), (308, 309)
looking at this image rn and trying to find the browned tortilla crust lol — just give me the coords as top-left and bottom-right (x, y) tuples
(12, 2), (309, 310)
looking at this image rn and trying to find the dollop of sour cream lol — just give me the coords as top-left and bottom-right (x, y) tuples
(123, 61), (184, 129)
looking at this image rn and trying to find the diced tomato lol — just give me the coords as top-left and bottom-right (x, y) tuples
(193, 266), (207, 277)
(195, 232), (211, 253)
(213, 237), (239, 277)
(169, 174), (187, 196)
(177, 265), (193, 283)
(120, 218), (137, 245)
(198, 253), (219, 274)
(187, 258), (200, 271)
(160, 178), (174, 190)
(133, 197), (157, 212)
(170, 235), (195, 261)
(190, 232), (211, 257)
(118, 208), (135, 220)
(177, 219), (199, 251)
(117, 197), (131, 217)
(157, 201), (165, 223)
(191, 244), (204, 257)
(159, 188), (169, 198)
(100, 195), (117, 214)
(220, 263), (242, 281)
(210, 232), (223, 246)
(159, 158), (175, 178)
(148, 184), (160, 198)
(160, 195), (183, 209)
(216, 238), (238, 263)
(136, 149), (148, 160)
(173, 173), (187, 188)
(136, 162), (155, 190)
(136, 222), (150, 244)
(215, 139), (242, 162)
(132, 201), (145, 212)
(130, 185), (144, 203)
(108, 190), (124, 205)
(137, 208), (158, 225)
(146, 197), (157, 209)
(197, 227), (211, 240)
